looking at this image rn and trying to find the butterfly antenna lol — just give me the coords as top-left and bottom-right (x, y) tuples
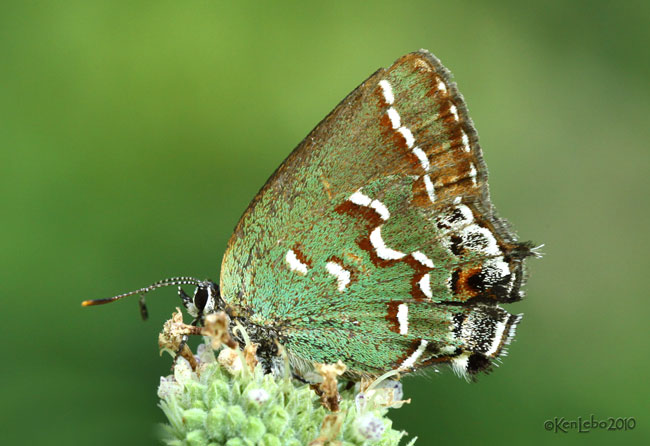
(81, 277), (203, 319)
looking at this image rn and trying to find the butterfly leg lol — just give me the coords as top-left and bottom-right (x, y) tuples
(173, 318), (198, 361)
(292, 372), (310, 384)
(178, 286), (193, 313)
(159, 308), (202, 370)
(171, 286), (198, 364)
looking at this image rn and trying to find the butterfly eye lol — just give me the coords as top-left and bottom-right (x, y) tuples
(193, 286), (209, 312)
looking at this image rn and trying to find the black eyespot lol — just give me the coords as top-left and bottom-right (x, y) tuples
(194, 286), (209, 311)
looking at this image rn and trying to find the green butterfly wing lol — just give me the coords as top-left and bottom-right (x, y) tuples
(220, 50), (531, 378)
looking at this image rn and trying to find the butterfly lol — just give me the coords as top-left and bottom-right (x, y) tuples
(84, 50), (534, 381)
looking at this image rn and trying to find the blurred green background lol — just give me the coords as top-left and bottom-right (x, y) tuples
(2, 0), (648, 444)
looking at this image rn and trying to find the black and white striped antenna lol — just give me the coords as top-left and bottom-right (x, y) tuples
(81, 276), (203, 319)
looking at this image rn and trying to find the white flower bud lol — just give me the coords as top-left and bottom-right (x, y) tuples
(247, 388), (270, 405)
(356, 413), (385, 440)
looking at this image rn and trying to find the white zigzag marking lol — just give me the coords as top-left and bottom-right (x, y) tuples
(469, 163), (477, 186)
(437, 79), (447, 93)
(411, 251), (434, 268)
(326, 261), (351, 292)
(370, 226), (406, 260)
(348, 190), (390, 221)
(412, 147), (430, 171)
(379, 79), (433, 179)
(423, 174), (436, 203)
(387, 107), (401, 129)
(418, 273), (433, 298)
(450, 104), (459, 121)
(400, 339), (428, 370)
(370, 199), (390, 221)
(397, 303), (408, 335)
(379, 79), (394, 104)
(349, 190), (371, 207)
(461, 130), (471, 152)
(398, 127), (415, 148)
(285, 249), (308, 274)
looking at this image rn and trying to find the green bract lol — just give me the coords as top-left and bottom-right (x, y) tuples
(158, 341), (416, 446)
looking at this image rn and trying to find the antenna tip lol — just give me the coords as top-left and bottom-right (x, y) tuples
(81, 299), (109, 307)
